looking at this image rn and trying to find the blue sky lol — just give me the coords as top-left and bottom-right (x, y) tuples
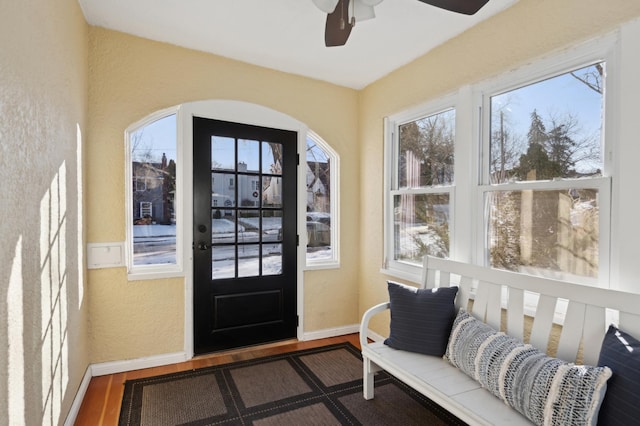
(491, 65), (602, 134)
(131, 114), (177, 163)
(490, 63), (604, 172)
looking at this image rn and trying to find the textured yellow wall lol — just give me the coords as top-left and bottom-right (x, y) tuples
(0, 0), (89, 424)
(87, 28), (360, 362)
(358, 0), (640, 336)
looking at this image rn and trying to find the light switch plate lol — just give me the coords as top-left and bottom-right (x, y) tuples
(87, 242), (125, 269)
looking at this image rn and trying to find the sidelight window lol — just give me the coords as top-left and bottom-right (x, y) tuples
(125, 108), (180, 276)
(305, 132), (339, 267)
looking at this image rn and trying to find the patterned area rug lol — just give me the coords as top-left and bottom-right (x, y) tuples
(118, 343), (466, 425)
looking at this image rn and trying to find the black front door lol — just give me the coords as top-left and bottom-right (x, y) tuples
(193, 117), (298, 354)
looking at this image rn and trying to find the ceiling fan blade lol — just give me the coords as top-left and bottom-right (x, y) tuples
(417, 0), (489, 15)
(325, 0), (352, 47)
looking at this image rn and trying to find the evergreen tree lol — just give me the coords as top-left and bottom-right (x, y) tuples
(527, 110), (547, 147)
(546, 123), (576, 177)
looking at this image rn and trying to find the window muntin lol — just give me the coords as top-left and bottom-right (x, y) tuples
(305, 133), (339, 267)
(483, 62), (607, 282)
(389, 108), (455, 269)
(128, 112), (178, 270)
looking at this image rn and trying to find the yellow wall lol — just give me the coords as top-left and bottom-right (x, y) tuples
(0, 0), (89, 424)
(358, 0), (640, 336)
(86, 28), (360, 362)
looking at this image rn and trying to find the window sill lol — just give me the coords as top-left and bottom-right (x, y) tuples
(127, 267), (184, 281)
(379, 267), (422, 286)
(305, 260), (340, 271)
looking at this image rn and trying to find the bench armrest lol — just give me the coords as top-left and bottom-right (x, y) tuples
(359, 302), (390, 348)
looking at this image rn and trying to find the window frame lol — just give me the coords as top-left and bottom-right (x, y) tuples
(125, 106), (183, 279)
(383, 95), (457, 282)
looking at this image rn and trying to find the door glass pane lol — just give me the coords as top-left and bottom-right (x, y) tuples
(238, 210), (259, 243)
(489, 63), (604, 184)
(238, 175), (260, 207)
(263, 142), (283, 175)
(212, 173), (235, 208)
(398, 109), (455, 189)
(238, 244), (260, 277)
(212, 136), (235, 170)
(212, 246), (235, 279)
(238, 139), (260, 172)
(262, 211), (282, 242)
(212, 209), (235, 244)
(263, 243), (282, 276)
(393, 193), (450, 265)
(262, 176), (282, 208)
(487, 189), (599, 280)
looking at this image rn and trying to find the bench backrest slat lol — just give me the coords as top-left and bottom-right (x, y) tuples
(457, 275), (473, 311)
(556, 301), (586, 362)
(485, 282), (503, 331)
(472, 281), (489, 321)
(582, 305), (607, 365)
(529, 294), (557, 351)
(506, 287), (524, 340)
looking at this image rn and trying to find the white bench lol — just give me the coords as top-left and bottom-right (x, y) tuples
(360, 256), (640, 425)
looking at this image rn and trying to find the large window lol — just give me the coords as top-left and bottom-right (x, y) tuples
(384, 37), (614, 286)
(126, 109), (180, 276)
(306, 132), (339, 267)
(482, 62), (609, 284)
(385, 105), (455, 275)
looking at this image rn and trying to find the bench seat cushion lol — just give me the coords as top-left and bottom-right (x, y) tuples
(446, 310), (611, 426)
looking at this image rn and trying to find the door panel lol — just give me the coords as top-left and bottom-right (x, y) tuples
(193, 117), (297, 354)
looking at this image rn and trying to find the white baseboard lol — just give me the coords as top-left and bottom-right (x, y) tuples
(63, 366), (92, 426)
(302, 324), (360, 341)
(91, 351), (189, 377)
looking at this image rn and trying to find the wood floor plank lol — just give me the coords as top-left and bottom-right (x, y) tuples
(73, 334), (361, 425)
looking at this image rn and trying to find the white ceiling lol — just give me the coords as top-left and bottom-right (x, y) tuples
(78, 0), (518, 89)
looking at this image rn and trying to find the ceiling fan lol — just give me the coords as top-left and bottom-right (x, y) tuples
(312, 0), (490, 47)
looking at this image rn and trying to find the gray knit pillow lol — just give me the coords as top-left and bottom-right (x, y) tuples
(446, 309), (612, 426)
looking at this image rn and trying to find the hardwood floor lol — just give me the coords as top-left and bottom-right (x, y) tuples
(74, 334), (361, 425)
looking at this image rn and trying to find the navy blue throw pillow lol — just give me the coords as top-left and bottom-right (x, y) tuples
(597, 324), (640, 426)
(384, 281), (458, 356)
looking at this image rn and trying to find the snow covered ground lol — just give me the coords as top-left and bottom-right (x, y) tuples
(133, 220), (334, 273)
